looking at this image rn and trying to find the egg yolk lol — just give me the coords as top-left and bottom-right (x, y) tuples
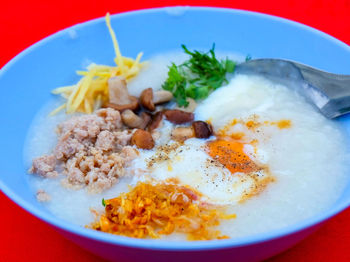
(207, 140), (259, 174)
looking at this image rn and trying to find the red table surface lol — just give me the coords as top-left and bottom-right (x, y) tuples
(1, 0), (350, 261)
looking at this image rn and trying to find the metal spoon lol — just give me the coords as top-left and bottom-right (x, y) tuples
(235, 59), (350, 118)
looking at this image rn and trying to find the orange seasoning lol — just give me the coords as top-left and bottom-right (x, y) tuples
(245, 120), (261, 130)
(207, 140), (260, 174)
(276, 119), (292, 129)
(229, 132), (245, 140)
(91, 182), (235, 240)
(218, 117), (292, 134)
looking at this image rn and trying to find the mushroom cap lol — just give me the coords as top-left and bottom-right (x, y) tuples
(108, 76), (129, 105)
(140, 88), (155, 111)
(139, 112), (152, 130)
(192, 121), (213, 138)
(148, 111), (163, 132)
(131, 129), (155, 150)
(164, 109), (194, 124)
(105, 96), (139, 112)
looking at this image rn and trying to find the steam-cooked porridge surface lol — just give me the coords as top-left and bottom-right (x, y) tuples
(25, 20), (350, 240)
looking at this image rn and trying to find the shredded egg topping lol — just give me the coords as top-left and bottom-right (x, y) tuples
(50, 13), (146, 115)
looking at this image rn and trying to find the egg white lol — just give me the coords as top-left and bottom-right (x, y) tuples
(131, 74), (303, 205)
(132, 137), (269, 205)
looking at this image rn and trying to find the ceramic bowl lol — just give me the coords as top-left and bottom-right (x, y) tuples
(1, 7), (350, 262)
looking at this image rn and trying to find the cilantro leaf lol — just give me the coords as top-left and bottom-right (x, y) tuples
(102, 198), (106, 207)
(225, 59), (236, 73)
(162, 44), (237, 106)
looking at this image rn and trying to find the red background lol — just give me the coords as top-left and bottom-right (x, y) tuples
(1, 0), (350, 261)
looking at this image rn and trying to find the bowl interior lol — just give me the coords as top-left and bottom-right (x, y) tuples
(1, 7), (350, 250)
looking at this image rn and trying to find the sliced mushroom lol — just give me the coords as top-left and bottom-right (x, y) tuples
(192, 121), (213, 138)
(121, 110), (151, 129)
(106, 77), (139, 111)
(171, 127), (195, 142)
(140, 88), (154, 111)
(164, 109), (194, 124)
(140, 88), (173, 111)
(148, 111), (163, 131)
(131, 129), (155, 150)
(106, 97), (138, 111)
(139, 112), (151, 130)
(108, 76), (128, 104)
(153, 90), (173, 104)
(177, 98), (197, 113)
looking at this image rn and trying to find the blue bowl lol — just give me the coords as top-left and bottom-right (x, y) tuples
(1, 7), (350, 262)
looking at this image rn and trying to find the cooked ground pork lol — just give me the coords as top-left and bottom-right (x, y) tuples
(30, 155), (58, 178)
(95, 130), (116, 151)
(30, 108), (138, 193)
(36, 189), (51, 202)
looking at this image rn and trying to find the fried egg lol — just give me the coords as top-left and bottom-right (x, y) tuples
(132, 74), (298, 205)
(132, 136), (273, 205)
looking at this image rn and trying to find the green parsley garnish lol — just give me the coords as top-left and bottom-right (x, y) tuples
(162, 44), (236, 107)
(102, 198), (106, 207)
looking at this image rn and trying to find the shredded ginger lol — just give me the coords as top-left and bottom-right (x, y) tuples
(50, 13), (146, 115)
(90, 182), (236, 240)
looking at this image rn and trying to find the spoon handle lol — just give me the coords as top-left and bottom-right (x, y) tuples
(236, 59), (350, 118)
(294, 62), (350, 118)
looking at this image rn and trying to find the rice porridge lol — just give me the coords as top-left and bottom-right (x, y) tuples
(25, 49), (349, 240)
